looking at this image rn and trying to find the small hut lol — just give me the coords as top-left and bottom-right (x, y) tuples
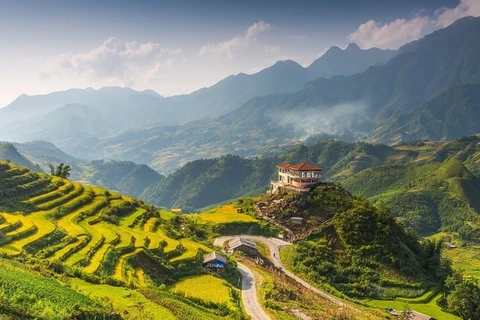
(203, 252), (227, 274)
(226, 237), (258, 256)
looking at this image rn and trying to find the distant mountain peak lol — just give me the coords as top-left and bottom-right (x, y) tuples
(345, 43), (361, 51)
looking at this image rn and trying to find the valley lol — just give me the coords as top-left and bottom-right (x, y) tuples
(1, 6), (480, 320)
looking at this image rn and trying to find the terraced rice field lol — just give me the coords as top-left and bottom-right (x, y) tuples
(0, 160), (210, 285)
(170, 274), (236, 309)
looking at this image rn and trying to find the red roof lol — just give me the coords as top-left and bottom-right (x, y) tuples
(288, 162), (323, 171)
(276, 163), (291, 169)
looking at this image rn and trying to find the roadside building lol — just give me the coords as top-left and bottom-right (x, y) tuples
(203, 252), (227, 274)
(226, 237), (258, 256)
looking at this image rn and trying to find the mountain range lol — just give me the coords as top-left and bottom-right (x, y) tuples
(1, 16), (474, 174)
(1, 17), (480, 179)
(0, 40), (397, 165)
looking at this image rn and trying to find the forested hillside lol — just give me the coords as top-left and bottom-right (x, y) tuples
(140, 155), (277, 210)
(280, 185), (448, 298)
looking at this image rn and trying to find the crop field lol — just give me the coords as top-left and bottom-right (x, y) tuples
(196, 204), (258, 224)
(443, 244), (480, 279)
(0, 160), (210, 286)
(170, 274), (236, 309)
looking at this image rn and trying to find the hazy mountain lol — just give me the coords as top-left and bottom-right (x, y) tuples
(0, 142), (42, 171)
(369, 84), (480, 144)
(72, 16), (480, 172)
(0, 43), (396, 147)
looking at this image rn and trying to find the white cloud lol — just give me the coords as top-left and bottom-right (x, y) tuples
(198, 21), (272, 59)
(436, 0), (480, 27)
(348, 0), (480, 49)
(43, 37), (182, 86)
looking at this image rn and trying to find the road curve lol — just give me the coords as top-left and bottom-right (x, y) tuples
(237, 262), (271, 320)
(214, 235), (351, 309)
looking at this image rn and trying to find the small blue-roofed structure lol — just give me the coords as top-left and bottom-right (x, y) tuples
(203, 252), (228, 274)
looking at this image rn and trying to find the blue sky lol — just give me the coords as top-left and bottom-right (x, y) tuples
(0, 0), (477, 106)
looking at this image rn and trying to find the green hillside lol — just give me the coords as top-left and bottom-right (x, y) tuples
(279, 185), (449, 299)
(140, 155), (277, 210)
(342, 159), (480, 234)
(0, 160), (244, 319)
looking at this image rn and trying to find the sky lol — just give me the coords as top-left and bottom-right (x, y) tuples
(0, 0), (478, 107)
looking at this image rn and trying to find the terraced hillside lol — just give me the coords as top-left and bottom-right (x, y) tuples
(0, 160), (244, 319)
(0, 159), (214, 281)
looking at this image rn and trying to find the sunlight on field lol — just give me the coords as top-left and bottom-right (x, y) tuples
(170, 274), (234, 309)
(71, 278), (176, 320)
(197, 204), (257, 224)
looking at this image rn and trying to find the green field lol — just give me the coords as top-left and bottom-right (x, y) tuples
(365, 294), (460, 320)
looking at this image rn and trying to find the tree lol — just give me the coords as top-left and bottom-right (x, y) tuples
(447, 280), (480, 320)
(47, 163), (71, 179)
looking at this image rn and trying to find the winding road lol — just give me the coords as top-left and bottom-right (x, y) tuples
(237, 262), (271, 320)
(214, 235), (352, 319)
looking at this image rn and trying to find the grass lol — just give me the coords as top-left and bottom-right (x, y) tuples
(196, 204), (258, 224)
(71, 278), (177, 320)
(170, 274), (235, 309)
(365, 293), (460, 320)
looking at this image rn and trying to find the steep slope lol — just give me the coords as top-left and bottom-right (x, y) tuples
(0, 142), (42, 171)
(370, 84), (480, 144)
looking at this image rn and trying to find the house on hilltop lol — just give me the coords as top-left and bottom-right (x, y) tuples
(271, 162), (322, 193)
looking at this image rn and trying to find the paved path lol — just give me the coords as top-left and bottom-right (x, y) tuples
(237, 262), (271, 320)
(215, 236), (352, 310)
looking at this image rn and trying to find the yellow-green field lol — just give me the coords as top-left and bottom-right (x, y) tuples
(196, 204), (257, 224)
(170, 274), (236, 309)
(0, 164), (210, 286)
(444, 244), (480, 280)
